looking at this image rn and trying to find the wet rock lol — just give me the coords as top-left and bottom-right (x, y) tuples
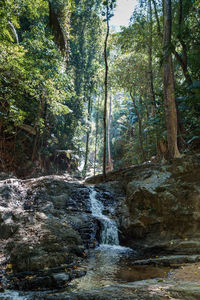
(7, 219), (83, 272)
(0, 175), (103, 292)
(52, 272), (70, 287)
(50, 194), (69, 209)
(132, 255), (200, 266)
(18, 276), (52, 290)
(0, 211), (19, 239)
(0, 222), (19, 239)
(43, 279), (200, 299)
(89, 154), (200, 254)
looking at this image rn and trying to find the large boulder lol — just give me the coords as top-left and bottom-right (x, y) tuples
(0, 175), (100, 290)
(88, 155), (200, 254)
(121, 156), (200, 253)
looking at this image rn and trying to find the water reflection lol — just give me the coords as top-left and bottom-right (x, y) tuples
(71, 246), (170, 291)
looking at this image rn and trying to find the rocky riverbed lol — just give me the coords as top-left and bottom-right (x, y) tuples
(0, 154), (200, 299)
(0, 173), (122, 293)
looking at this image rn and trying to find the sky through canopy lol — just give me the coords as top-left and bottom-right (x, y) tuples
(110, 0), (138, 30)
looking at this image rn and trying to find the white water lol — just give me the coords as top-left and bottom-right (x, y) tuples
(0, 291), (30, 299)
(71, 189), (135, 292)
(89, 188), (119, 246)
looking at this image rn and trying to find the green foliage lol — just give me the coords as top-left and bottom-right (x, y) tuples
(1, 0), (199, 175)
(0, 0), (77, 174)
(101, 0), (117, 20)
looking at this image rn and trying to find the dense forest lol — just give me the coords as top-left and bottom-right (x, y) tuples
(0, 0), (199, 177)
(1, 1), (200, 298)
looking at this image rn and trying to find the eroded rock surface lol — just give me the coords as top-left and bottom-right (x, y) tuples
(0, 176), (102, 290)
(87, 154), (200, 254)
(1, 154), (200, 299)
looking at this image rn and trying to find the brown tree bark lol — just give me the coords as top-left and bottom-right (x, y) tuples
(163, 0), (181, 158)
(152, 0), (162, 38)
(172, 0), (193, 86)
(83, 96), (92, 177)
(152, 0), (192, 86)
(93, 96), (100, 176)
(148, 0), (156, 114)
(103, 4), (110, 180)
(107, 95), (113, 171)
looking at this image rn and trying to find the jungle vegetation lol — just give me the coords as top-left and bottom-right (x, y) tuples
(0, 0), (199, 177)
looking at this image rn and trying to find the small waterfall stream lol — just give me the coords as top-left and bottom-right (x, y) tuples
(89, 187), (119, 246)
(68, 187), (137, 291)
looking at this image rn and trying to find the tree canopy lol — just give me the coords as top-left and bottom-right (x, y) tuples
(0, 0), (199, 176)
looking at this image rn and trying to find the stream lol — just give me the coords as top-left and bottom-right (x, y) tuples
(68, 187), (170, 292)
(0, 186), (177, 299)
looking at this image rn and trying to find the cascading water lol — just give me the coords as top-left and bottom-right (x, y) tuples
(89, 187), (119, 246)
(69, 187), (135, 292)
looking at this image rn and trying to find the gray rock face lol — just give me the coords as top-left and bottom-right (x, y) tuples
(87, 155), (200, 254)
(0, 176), (100, 291)
(121, 155), (200, 253)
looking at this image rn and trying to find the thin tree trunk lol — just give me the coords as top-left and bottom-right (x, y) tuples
(148, 0), (156, 113)
(152, 0), (162, 38)
(32, 95), (44, 162)
(148, 0), (159, 155)
(94, 96), (100, 176)
(103, 5), (109, 180)
(31, 128), (39, 162)
(172, 0), (193, 86)
(83, 96), (92, 176)
(163, 0), (181, 158)
(130, 92), (146, 162)
(107, 95), (113, 171)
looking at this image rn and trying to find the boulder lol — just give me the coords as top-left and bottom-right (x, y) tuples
(87, 154), (200, 254)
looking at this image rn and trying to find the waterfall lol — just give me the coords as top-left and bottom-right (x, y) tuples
(89, 188), (119, 246)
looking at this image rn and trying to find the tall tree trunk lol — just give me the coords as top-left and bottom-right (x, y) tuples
(153, 0), (192, 86)
(172, 0), (193, 86)
(148, 0), (156, 111)
(107, 95), (113, 171)
(83, 96), (92, 176)
(103, 4), (109, 180)
(163, 0), (181, 158)
(148, 0), (159, 156)
(152, 0), (162, 38)
(130, 93), (146, 162)
(94, 96), (100, 176)
(31, 128), (39, 162)
(32, 95), (45, 162)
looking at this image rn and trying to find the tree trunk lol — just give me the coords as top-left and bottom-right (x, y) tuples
(83, 96), (92, 177)
(172, 0), (193, 86)
(130, 93), (146, 162)
(152, 0), (162, 38)
(107, 95), (113, 171)
(31, 95), (45, 162)
(94, 96), (100, 176)
(153, 0), (192, 86)
(163, 0), (181, 158)
(148, 0), (159, 156)
(31, 128), (39, 162)
(148, 0), (156, 114)
(103, 5), (110, 180)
